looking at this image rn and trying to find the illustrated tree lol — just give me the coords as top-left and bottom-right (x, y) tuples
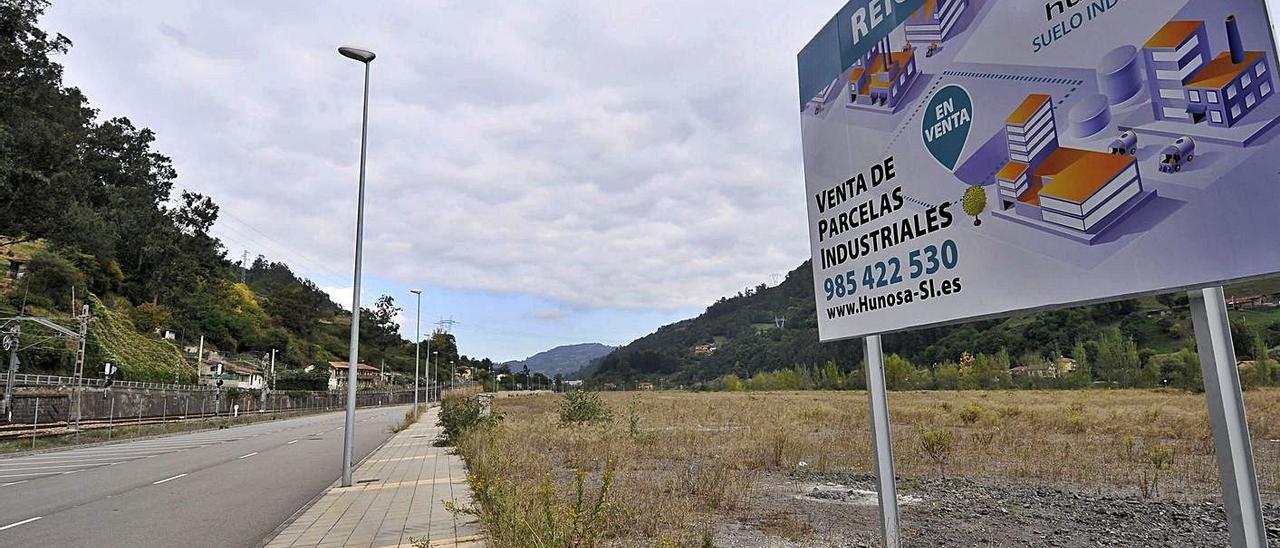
(962, 185), (986, 226)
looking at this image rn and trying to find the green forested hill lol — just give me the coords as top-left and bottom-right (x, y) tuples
(589, 261), (1280, 389)
(0, 0), (493, 383)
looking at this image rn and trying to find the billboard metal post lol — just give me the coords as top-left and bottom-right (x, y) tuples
(1189, 286), (1267, 548)
(864, 334), (900, 548)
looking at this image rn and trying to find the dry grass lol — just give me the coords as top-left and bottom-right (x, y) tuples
(457, 389), (1280, 546)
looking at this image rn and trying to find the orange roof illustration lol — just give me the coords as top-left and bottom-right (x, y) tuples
(1144, 20), (1203, 49)
(1006, 94), (1051, 126)
(997, 161), (1029, 182)
(910, 0), (940, 23)
(1186, 51), (1265, 89)
(1034, 148), (1135, 204)
(1018, 180), (1044, 206)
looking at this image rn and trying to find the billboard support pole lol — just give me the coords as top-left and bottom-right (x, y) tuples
(864, 334), (900, 548)
(1188, 286), (1266, 548)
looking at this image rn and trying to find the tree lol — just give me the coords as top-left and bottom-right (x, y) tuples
(961, 185), (986, 226)
(883, 354), (917, 390)
(1070, 339), (1092, 386)
(14, 249), (85, 310)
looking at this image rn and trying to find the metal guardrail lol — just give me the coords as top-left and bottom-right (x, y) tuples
(12, 373), (205, 392)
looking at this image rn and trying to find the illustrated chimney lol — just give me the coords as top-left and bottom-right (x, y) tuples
(882, 37), (891, 71)
(1226, 15), (1245, 64)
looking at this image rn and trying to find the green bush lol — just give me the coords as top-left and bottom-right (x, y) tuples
(958, 403), (983, 424)
(558, 390), (613, 426)
(438, 395), (498, 445)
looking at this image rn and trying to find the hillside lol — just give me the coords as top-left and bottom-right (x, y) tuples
(0, 3), (494, 384)
(504, 343), (616, 378)
(589, 261), (1280, 387)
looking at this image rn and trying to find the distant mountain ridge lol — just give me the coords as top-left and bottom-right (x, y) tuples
(587, 260), (1280, 387)
(505, 343), (617, 377)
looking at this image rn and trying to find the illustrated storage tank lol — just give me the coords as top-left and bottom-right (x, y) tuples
(1069, 94), (1111, 138)
(1098, 45), (1143, 105)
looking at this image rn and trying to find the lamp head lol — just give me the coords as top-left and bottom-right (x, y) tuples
(338, 46), (376, 63)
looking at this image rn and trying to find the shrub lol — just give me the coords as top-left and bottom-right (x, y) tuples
(1065, 402), (1087, 433)
(558, 390), (613, 426)
(958, 403), (983, 424)
(439, 395), (498, 445)
(920, 429), (955, 478)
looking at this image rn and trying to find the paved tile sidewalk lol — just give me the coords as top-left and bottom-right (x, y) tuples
(266, 406), (484, 547)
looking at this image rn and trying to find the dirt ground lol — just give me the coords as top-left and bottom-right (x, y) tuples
(469, 389), (1280, 547)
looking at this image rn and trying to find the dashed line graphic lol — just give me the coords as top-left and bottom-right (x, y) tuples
(942, 70), (1083, 87)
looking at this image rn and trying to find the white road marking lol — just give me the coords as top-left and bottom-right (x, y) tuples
(0, 471), (65, 480)
(0, 516), (42, 531)
(237, 452), (257, 459)
(0, 480), (28, 487)
(0, 462), (115, 472)
(152, 473), (187, 485)
(286, 440), (298, 445)
(60, 470), (81, 476)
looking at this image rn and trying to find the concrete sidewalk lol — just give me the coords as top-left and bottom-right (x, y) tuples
(265, 406), (484, 547)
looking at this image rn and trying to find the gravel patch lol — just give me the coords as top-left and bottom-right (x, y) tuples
(716, 471), (1280, 547)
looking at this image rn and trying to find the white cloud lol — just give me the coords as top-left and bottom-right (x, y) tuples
(44, 0), (840, 311)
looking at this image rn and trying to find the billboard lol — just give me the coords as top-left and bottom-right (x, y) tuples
(799, 0), (1280, 341)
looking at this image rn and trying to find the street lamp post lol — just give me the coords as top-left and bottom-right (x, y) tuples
(338, 44), (375, 489)
(410, 290), (422, 409)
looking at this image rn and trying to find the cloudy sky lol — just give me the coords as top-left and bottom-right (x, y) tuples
(40, 1), (842, 361)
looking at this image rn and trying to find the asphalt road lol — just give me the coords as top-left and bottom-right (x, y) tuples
(0, 405), (410, 547)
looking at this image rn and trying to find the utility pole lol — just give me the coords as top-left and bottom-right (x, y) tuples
(74, 305), (88, 438)
(411, 290), (422, 408)
(241, 250), (249, 283)
(3, 325), (18, 420)
(196, 335), (204, 380)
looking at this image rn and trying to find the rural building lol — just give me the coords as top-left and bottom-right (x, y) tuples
(307, 361), (382, 390)
(637, 382), (655, 391)
(1142, 17), (1273, 127)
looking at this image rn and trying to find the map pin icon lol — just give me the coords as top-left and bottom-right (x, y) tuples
(922, 84), (973, 172)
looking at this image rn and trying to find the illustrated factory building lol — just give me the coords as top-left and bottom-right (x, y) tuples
(904, 0), (969, 43)
(847, 38), (919, 111)
(997, 94), (1145, 235)
(1142, 16), (1273, 127)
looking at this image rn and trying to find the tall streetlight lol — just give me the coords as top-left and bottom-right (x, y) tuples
(338, 44), (375, 489)
(410, 289), (422, 409)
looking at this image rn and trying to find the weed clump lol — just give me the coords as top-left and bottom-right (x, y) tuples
(920, 429), (955, 478)
(958, 403), (983, 424)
